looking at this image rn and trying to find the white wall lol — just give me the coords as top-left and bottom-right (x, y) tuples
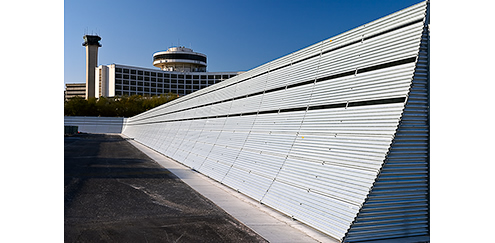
(120, 2), (429, 241)
(64, 116), (125, 134)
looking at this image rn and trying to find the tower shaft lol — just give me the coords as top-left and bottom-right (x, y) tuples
(83, 35), (101, 99)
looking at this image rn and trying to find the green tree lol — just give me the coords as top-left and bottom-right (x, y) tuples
(96, 96), (116, 117)
(64, 96), (87, 116)
(64, 93), (178, 117)
(86, 97), (98, 116)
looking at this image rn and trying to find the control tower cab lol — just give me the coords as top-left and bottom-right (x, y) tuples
(153, 46), (207, 72)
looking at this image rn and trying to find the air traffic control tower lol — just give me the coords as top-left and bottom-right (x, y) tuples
(83, 35), (102, 99)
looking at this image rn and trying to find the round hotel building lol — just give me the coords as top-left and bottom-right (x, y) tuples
(153, 46), (207, 72)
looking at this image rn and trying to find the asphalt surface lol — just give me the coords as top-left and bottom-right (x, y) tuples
(64, 134), (268, 243)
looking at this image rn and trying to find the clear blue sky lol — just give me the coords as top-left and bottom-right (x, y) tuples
(64, 0), (422, 86)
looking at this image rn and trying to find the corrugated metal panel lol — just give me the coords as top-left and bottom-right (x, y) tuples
(121, 1), (429, 242)
(343, 5), (429, 242)
(64, 116), (125, 134)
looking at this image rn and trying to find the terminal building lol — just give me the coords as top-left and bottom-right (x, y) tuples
(95, 46), (241, 97)
(64, 83), (86, 100)
(66, 39), (242, 99)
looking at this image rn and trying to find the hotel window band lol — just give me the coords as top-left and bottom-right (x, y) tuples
(153, 53), (207, 63)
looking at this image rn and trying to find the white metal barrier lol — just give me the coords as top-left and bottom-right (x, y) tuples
(122, 1), (429, 242)
(64, 116), (126, 134)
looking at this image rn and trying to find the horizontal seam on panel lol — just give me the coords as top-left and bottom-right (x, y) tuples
(130, 19), (423, 123)
(131, 57), (416, 124)
(129, 57), (415, 125)
(126, 97), (406, 126)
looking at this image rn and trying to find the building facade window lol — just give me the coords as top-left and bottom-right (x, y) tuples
(104, 65), (238, 97)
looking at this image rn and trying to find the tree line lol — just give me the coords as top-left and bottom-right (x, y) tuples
(64, 93), (178, 117)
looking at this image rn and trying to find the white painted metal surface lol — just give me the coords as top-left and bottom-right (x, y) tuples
(122, 1), (429, 242)
(344, 6), (430, 241)
(64, 116), (126, 134)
